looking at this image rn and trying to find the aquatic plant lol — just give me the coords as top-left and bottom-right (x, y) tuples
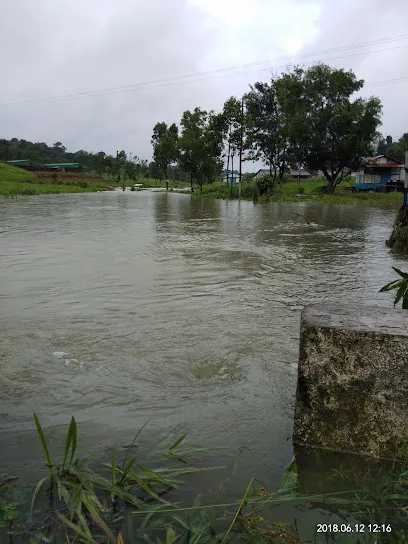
(1, 415), (407, 543)
(380, 267), (408, 309)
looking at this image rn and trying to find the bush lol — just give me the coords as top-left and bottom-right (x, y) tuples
(21, 188), (40, 195)
(256, 175), (275, 196)
(299, 187), (305, 194)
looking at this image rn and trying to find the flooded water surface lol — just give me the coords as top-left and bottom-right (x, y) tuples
(0, 191), (406, 537)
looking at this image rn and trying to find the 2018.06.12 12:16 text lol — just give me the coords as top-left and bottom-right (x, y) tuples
(316, 523), (392, 533)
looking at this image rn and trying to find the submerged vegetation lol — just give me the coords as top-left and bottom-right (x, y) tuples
(184, 179), (403, 209)
(386, 207), (408, 251)
(1, 415), (407, 543)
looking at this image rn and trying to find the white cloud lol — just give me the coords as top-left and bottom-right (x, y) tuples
(0, 0), (407, 164)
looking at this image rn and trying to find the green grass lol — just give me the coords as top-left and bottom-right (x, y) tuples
(0, 162), (36, 183)
(192, 179), (404, 210)
(0, 163), (110, 197)
(0, 180), (109, 197)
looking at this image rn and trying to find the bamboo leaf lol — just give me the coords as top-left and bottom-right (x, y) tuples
(392, 267), (408, 279)
(63, 417), (75, 468)
(82, 494), (116, 543)
(56, 512), (90, 540)
(31, 476), (48, 513)
(168, 434), (188, 452)
(124, 420), (149, 449)
(379, 279), (405, 293)
(166, 528), (177, 543)
(69, 417), (77, 466)
(111, 448), (116, 486)
(394, 284), (407, 306)
(33, 413), (53, 473)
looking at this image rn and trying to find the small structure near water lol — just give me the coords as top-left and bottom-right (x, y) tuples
(352, 154), (405, 192)
(293, 303), (408, 459)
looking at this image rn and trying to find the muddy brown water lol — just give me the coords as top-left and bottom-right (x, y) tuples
(0, 191), (406, 538)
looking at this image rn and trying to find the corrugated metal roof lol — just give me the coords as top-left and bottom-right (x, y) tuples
(44, 163), (83, 167)
(368, 163), (403, 168)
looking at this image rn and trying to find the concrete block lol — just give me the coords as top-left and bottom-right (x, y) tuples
(293, 304), (408, 458)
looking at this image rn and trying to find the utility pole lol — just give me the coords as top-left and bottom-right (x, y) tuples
(404, 151), (408, 208)
(226, 137), (231, 185)
(298, 162), (301, 193)
(239, 96), (244, 200)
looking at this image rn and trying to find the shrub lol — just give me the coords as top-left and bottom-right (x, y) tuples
(256, 175), (275, 196)
(21, 188), (40, 195)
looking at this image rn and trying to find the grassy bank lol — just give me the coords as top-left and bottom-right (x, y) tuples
(190, 180), (403, 209)
(0, 163), (111, 197)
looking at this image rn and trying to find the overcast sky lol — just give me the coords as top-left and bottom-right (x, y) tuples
(1, 0), (407, 167)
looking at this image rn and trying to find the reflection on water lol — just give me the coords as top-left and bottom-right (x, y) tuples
(0, 191), (407, 535)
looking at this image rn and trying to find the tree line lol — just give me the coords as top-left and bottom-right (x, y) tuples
(2, 63), (397, 194)
(0, 138), (192, 183)
(375, 133), (408, 163)
(152, 63), (384, 194)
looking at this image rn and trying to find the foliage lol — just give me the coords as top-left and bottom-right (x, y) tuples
(0, 139), (171, 186)
(178, 108), (224, 192)
(191, 178), (404, 209)
(380, 267), (408, 308)
(275, 64), (383, 193)
(386, 133), (408, 163)
(245, 80), (294, 193)
(221, 97), (243, 184)
(256, 175), (275, 196)
(0, 478), (19, 528)
(151, 123), (179, 187)
(1, 415), (408, 542)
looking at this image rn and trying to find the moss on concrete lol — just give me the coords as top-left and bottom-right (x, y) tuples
(293, 304), (408, 458)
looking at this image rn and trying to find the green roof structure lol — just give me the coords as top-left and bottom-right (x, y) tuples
(6, 160), (86, 170)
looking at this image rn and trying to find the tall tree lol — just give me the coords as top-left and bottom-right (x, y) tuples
(276, 64), (382, 193)
(245, 80), (294, 192)
(386, 133), (408, 163)
(221, 97), (242, 185)
(151, 122), (179, 190)
(178, 108), (224, 192)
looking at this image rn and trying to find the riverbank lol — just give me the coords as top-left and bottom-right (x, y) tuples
(0, 163), (111, 197)
(182, 180), (403, 209)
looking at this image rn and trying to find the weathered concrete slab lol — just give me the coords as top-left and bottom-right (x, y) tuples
(293, 304), (408, 458)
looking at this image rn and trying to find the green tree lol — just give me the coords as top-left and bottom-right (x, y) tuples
(178, 108), (224, 192)
(221, 97), (242, 184)
(151, 122), (179, 190)
(386, 133), (408, 163)
(245, 80), (294, 193)
(148, 161), (163, 181)
(276, 64), (383, 193)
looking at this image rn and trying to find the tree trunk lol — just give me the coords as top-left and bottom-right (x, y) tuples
(165, 171), (168, 191)
(190, 173), (194, 193)
(322, 168), (336, 193)
(226, 139), (231, 185)
(279, 173), (284, 193)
